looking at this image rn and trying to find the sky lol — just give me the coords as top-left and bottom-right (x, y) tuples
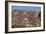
(12, 6), (41, 12)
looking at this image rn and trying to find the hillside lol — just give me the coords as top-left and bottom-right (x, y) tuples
(12, 10), (41, 28)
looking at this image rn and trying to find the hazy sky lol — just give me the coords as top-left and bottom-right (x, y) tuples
(12, 6), (41, 12)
